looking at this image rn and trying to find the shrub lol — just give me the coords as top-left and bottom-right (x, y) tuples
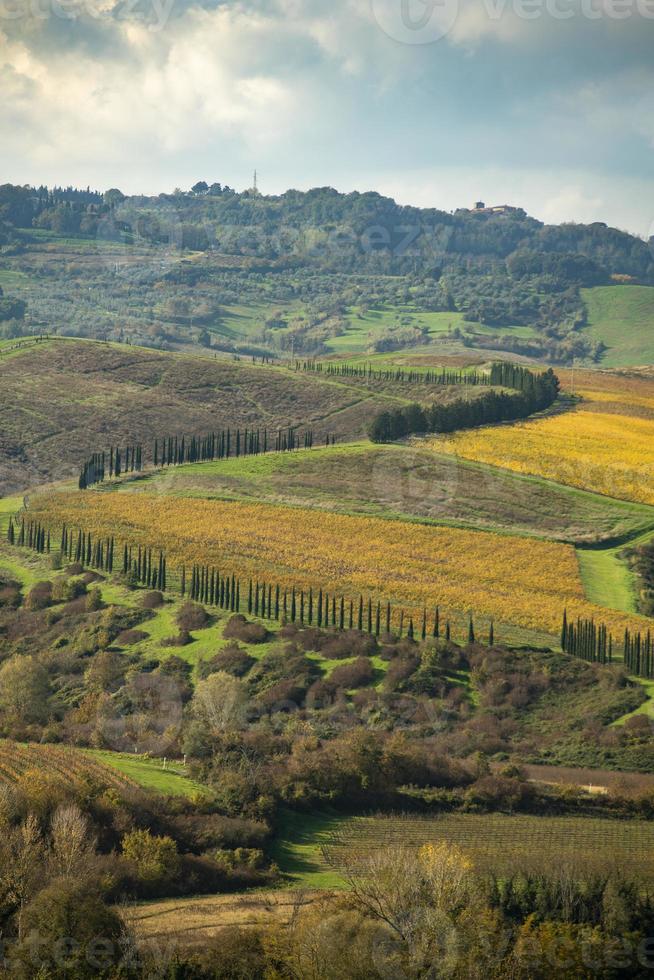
(206, 644), (256, 678)
(0, 581), (21, 609)
(25, 581), (53, 611)
(177, 601), (208, 631)
(142, 590), (164, 609)
(122, 828), (181, 884)
(52, 576), (87, 602)
(0, 655), (51, 726)
(85, 586), (103, 612)
(188, 927), (268, 979)
(384, 655), (420, 692)
(17, 880), (126, 979)
(223, 614), (268, 644)
(116, 629), (148, 647)
(161, 629), (192, 647)
(327, 657), (375, 691)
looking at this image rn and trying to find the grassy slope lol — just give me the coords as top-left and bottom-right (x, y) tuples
(576, 546), (639, 614)
(87, 750), (208, 797)
(270, 810), (347, 888)
(111, 442), (654, 547)
(583, 285), (654, 367)
(1, 337), (454, 496)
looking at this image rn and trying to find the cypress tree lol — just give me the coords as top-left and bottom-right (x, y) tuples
(468, 617), (475, 645)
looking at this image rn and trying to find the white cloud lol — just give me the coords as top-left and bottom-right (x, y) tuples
(0, 0), (653, 232)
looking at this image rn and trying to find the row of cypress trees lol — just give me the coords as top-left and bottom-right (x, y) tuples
(560, 611), (654, 680)
(7, 518), (50, 553)
(560, 611), (613, 665)
(296, 360), (489, 387)
(78, 426), (327, 490)
(60, 523), (115, 571)
(624, 628), (654, 680)
(79, 445), (143, 489)
(153, 427), (316, 467)
(369, 365), (560, 443)
(183, 559), (492, 643)
(489, 363), (560, 410)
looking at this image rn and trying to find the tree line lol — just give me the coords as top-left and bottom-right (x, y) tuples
(79, 445), (143, 489)
(296, 359), (490, 387)
(624, 627), (654, 680)
(368, 365), (559, 442)
(560, 611), (613, 665)
(153, 426), (318, 467)
(77, 426), (328, 489)
(561, 610), (654, 680)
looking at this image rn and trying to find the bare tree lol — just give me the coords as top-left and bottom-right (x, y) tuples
(49, 803), (96, 878)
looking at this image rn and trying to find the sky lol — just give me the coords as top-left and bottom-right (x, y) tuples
(1, 0), (653, 236)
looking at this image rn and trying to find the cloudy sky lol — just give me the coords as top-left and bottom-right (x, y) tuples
(1, 0), (653, 235)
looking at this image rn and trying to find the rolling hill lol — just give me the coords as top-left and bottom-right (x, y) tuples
(0, 337), (482, 494)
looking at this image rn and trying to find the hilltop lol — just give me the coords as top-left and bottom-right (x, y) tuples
(1, 182), (653, 367)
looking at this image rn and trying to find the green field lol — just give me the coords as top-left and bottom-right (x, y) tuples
(582, 285), (654, 367)
(117, 442), (654, 546)
(325, 306), (536, 355)
(576, 545), (639, 614)
(274, 810), (654, 887)
(87, 750), (209, 797)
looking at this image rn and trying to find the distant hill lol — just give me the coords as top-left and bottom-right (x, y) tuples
(1, 181), (653, 364)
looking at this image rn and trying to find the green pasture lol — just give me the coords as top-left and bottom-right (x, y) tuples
(582, 285), (654, 367)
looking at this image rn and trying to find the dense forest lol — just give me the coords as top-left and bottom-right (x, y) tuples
(1, 182), (652, 361)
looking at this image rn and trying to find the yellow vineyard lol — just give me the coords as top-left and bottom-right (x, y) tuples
(27, 490), (651, 638)
(426, 371), (654, 506)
